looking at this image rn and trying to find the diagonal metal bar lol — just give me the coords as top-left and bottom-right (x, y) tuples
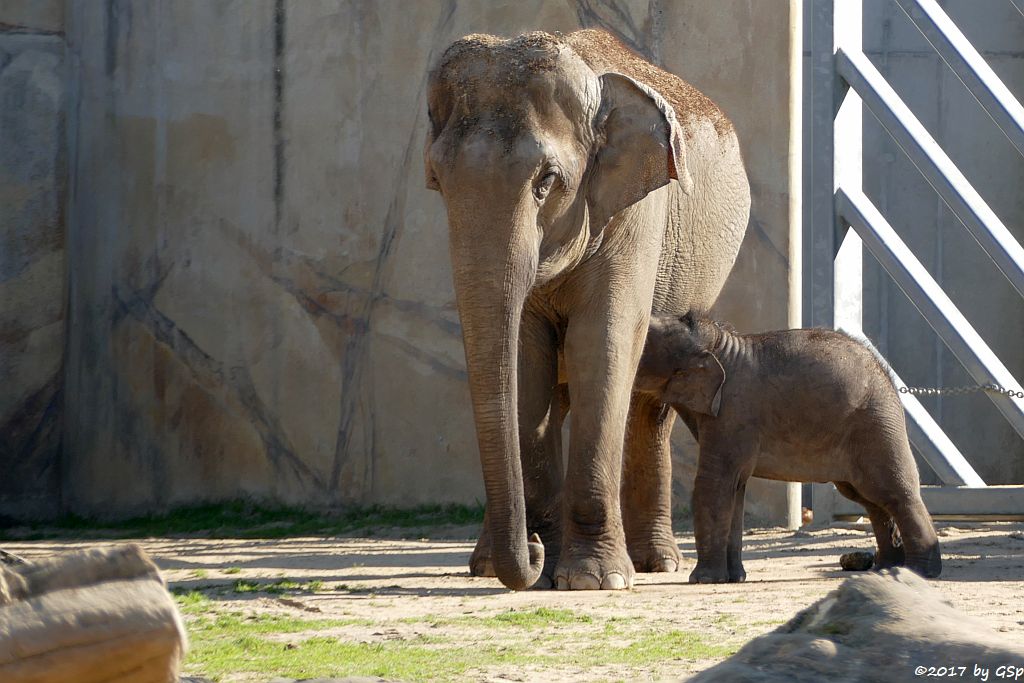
(894, 0), (1024, 158)
(837, 326), (985, 486)
(835, 48), (1024, 300)
(836, 187), (1024, 440)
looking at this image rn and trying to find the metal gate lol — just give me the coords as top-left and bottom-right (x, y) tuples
(807, 0), (1024, 521)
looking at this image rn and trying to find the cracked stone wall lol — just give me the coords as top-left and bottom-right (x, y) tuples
(0, 1), (66, 520)
(3, 1), (799, 521)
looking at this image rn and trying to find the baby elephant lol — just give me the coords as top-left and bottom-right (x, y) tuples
(636, 312), (942, 583)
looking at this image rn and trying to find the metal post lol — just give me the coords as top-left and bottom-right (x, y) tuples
(832, 1), (862, 336)
(809, 0), (865, 523)
(807, 0), (839, 329)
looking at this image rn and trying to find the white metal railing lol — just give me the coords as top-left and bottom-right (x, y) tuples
(894, 0), (1024, 157)
(808, 0), (1024, 517)
(836, 188), (1024, 439)
(835, 48), (1024, 299)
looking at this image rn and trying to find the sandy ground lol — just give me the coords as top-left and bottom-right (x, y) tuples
(6, 521), (1024, 681)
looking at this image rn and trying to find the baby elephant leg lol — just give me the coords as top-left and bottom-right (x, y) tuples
(852, 480), (941, 578)
(885, 494), (941, 578)
(690, 441), (755, 584)
(834, 482), (904, 569)
(726, 478), (748, 583)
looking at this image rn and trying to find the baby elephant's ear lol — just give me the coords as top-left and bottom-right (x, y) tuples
(662, 352), (725, 417)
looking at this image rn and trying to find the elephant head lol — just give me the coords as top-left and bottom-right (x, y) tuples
(638, 312), (726, 418)
(424, 31), (690, 590)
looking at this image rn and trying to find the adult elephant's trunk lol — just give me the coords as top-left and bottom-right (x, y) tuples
(449, 221), (544, 591)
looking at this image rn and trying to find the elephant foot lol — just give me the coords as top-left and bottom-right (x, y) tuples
(688, 562), (730, 584)
(872, 544), (905, 571)
(553, 538), (634, 590)
(629, 541), (682, 573)
(529, 549), (562, 590)
(468, 532), (496, 577)
(625, 513), (682, 573)
(904, 545), (942, 579)
(728, 566), (746, 583)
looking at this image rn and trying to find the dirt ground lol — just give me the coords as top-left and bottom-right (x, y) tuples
(7, 521), (1024, 681)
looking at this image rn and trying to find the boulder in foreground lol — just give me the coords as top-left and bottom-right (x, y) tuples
(689, 568), (1024, 682)
(0, 544), (186, 683)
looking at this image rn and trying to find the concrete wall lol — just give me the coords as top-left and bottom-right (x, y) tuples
(0, 1), (66, 519)
(3, 1), (799, 522)
(800, 1), (1024, 487)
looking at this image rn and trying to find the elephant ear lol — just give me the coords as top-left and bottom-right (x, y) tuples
(662, 352), (726, 418)
(424, 110), (442, 191)
(587, 72), (693, 232)
(424, 85), (450, 191)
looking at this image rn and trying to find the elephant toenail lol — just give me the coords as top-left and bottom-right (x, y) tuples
(571, 573), (602, 590)
(556, 576), (569, 590)
(653, 558), (678, 573)
(601, 573), (627, 590)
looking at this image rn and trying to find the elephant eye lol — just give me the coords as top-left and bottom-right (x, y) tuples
(534, 171), (558, 201)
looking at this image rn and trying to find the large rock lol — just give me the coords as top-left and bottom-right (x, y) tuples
(690, 568), (1024, 682)
(0, 544), (186, 683)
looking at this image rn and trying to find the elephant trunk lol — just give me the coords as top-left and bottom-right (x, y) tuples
(449, 224), (544, 591)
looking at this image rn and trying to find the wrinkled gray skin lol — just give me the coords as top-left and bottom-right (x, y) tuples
(425, 30), (749, 591)
(636, 313), (942, 583)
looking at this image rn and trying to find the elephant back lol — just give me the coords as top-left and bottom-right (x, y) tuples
(565, 29), (733, 138)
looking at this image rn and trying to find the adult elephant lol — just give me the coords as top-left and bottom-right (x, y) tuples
(424, 29), (750, 591)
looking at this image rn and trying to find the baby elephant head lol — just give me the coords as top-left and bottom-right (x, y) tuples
(638, 312), (727, 417)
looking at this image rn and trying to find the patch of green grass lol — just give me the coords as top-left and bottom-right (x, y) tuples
(582, 629), (735, 666)
(174, 590), (214, 615)
(0, 501), (484, 540)
(483, 607), (594, 628)
(191, 569), (209, 579)
(183, 608), (730, 682)
(223, 567), (241, 575)
(230, 579), (322, 595)
(400, 607), (593, 629)
(178, 602), (731, 682)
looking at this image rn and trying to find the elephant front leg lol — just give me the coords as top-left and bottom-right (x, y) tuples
(555, 310), (652, 591)
(622, 394), (681, 573)
(690, 440), (751, 584)
(726, 478), (748, 583)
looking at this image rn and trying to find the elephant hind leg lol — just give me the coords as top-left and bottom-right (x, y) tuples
(883, 495), (941, 578)
(834, 481), (904, 569)
(843, 479), (941, 579)
(469, 509), (497, 577)
(622, 393), (681, 573)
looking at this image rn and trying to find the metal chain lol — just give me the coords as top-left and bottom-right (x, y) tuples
(899, 383), (1024, 399)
